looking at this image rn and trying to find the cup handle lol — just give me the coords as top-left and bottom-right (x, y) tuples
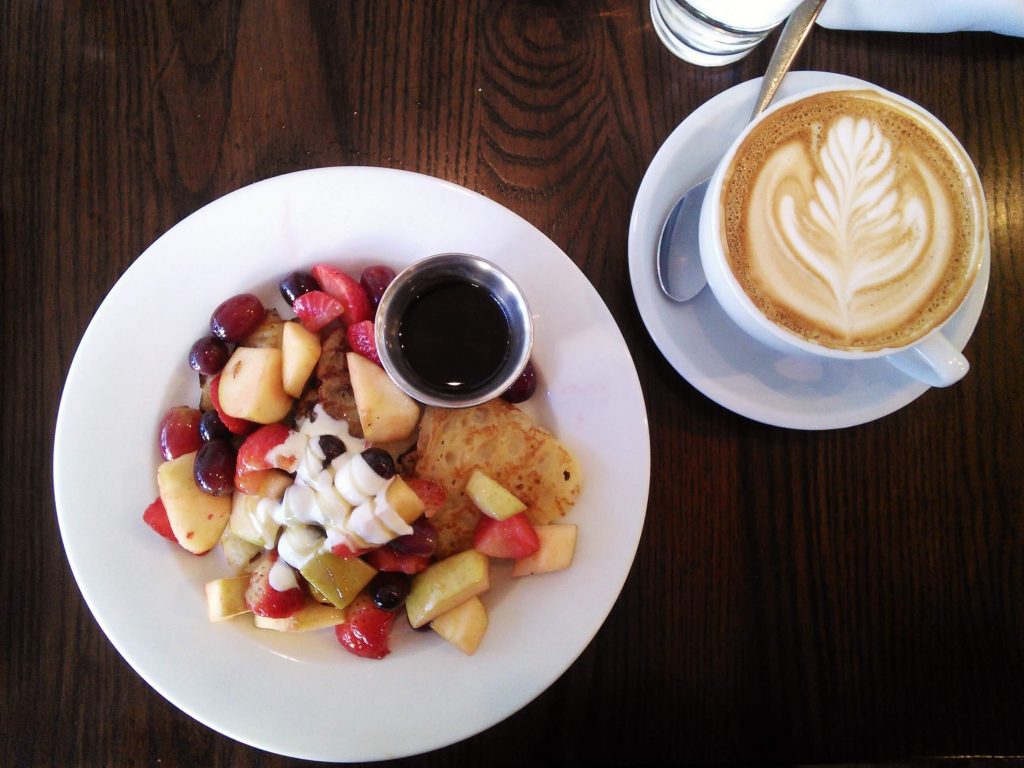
(885, 332), (969, 388)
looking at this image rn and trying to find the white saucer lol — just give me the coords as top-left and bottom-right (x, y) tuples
(628, 71), (990, 430)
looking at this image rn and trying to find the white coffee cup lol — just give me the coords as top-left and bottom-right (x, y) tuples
(698, 84), (988, 387)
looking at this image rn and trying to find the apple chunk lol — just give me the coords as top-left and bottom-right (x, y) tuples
(219, 525), (261, 574)
(205, 576), (251, 621)
(430, 596), (488, 655)
(229, 491), (277, 548)
(465, 469), (526, 520)
(406, 549), (490, 628)
(156, 451), (232, 554)
(346, 351), (421, 442)
(253, 602), (348, 632)
(299, 552), (376, 610)
(386, 475), (425, 525)
(511, 523), (578, 577)
(281, 321), (321, 397)
(229, 469), (292, 547)
(217, 346), (293, 424)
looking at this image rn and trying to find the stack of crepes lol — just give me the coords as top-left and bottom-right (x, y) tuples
(413, 400), (582, 558)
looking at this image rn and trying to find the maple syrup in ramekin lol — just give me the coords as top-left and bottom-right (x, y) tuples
(375, 254), (532, 408)
(398, 280), (512, 393)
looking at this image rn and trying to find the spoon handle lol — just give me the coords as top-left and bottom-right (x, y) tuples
(749, 0), (828, 121)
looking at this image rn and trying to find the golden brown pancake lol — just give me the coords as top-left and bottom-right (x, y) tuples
(414, 400), (582, 557)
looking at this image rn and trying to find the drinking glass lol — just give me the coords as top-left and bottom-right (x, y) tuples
(650, 0), (804, 66)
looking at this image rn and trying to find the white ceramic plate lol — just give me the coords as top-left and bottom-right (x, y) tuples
(54, 167), (650, 761)
(628, 72), (990, 429)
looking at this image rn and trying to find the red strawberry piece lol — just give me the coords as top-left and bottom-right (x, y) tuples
(311, 264), (372, 326)
(158, 406), (203, 460)
(245, 553), (304, 618)
(405, 478), (446, 519)
(143, 497), (177, 542)
(346, 320), (381, 365)
(364, 546), (431, 575)
(235, 423), (292, 493)
(330, 541), (373, 558)
(209, 374), (255, 435)
(473, 512), (540, 559)
(292, 290), (345, 333)
(335, 592), (396, 659)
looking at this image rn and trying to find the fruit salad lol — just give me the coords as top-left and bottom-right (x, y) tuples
(145, 262), (578, 659)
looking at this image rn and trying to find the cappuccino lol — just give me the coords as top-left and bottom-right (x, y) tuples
(719, 89), (984, 351)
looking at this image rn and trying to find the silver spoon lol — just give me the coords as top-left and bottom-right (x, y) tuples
(656, 0), (828, 302)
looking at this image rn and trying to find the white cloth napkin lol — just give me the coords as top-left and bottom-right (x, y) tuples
(817, 0), (1024, 36)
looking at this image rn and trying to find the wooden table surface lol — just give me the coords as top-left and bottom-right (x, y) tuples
(4, 2), (1023, 765)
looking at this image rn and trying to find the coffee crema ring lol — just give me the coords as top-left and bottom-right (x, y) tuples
(720, 89), (984, 352)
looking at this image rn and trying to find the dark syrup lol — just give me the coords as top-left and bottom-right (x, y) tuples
(398, 280), (511, 392)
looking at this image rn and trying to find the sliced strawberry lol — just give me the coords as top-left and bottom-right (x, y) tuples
(473, 512), (540, 559)
(312, 264), (372, 326)
(209, 374), (255, 435)
(335, 592), (396, 659)
(245, 553), (304, 618)
(293, 290), (345, 333)
(365, 546), (430, 575)
(143, 497), (176, 542)
(346, 319), (381, 365)
(405, 478), (446, 519)
(330, 541), (373, 558)
(235, 423), (292, 493)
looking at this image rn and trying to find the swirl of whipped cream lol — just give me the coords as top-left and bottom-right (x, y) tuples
(250, 405), (411, 568)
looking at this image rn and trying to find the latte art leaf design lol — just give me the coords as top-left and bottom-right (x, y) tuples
(776, 116), (930, 334)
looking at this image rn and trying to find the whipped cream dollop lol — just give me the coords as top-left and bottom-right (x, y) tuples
(268, 557), (299, 592)
(246, 405), (412, 573)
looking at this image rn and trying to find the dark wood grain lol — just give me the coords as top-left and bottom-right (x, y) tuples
(3, 1), (1023, 765)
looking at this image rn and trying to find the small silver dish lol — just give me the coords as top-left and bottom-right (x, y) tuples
(375, 253), (533, 408)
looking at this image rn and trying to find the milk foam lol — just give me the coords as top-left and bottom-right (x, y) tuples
(721, 90), (981, 351)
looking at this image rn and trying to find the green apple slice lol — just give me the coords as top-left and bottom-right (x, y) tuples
(465, 469), (526, 520)
(299, 552), (376, 610)
(406, 550), (490, 628)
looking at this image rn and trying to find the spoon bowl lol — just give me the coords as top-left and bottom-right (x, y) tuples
(657, 178), (710, 301)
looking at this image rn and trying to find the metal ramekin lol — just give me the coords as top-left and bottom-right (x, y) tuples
(374, 253), (533, 407)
